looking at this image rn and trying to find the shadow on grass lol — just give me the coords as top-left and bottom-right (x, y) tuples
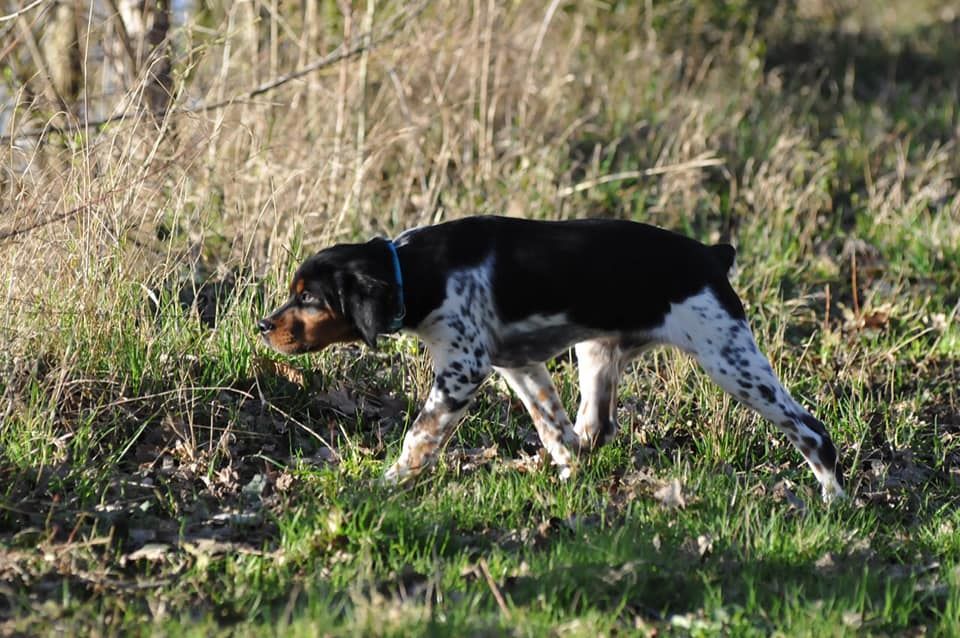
(269, 475), (946, 633)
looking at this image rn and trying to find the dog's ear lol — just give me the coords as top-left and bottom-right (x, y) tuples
(334, 271), (393, 348)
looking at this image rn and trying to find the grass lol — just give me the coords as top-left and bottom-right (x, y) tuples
(1, 0), (959, 635)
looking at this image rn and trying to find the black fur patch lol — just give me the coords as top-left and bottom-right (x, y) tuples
(393, 216), (746, 330)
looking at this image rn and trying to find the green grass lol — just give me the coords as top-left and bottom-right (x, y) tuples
(2, 0), (960, 635)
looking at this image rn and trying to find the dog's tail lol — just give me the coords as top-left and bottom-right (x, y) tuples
(709, 243), (737, 274)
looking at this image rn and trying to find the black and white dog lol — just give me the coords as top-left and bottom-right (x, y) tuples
(259, 216), (844, 501)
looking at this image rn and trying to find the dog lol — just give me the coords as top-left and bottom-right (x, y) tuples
(258, 216), (844, 501)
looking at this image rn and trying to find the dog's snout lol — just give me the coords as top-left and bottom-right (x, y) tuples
(257, 318), (274, 334)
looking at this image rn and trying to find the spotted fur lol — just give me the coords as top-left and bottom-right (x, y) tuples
(260, 216), (845, 502)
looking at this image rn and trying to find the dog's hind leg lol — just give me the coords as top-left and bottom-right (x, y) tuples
(573, 339), (621, 452)
(574, 337), (657, 453)
(652, 288), (845, 502)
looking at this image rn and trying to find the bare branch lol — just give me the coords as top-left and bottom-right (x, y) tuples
(0, 0), (433, 145)
(0, 0), (48, 23)
(15, 12), (71, 120)
(556, 156), (726, 198)
(0, 148), (200, 243)
(105, 0), (139, 78)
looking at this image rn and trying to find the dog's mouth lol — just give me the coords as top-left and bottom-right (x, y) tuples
(258, 332), (314, 355)
(258, 305), (356, 355)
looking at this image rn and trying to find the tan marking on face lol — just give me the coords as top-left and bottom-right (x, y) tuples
(260, 303), (356, 354)
(293, 278), (305, 295)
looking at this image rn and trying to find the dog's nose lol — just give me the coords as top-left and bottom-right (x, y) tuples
(257, 319), (274, 334)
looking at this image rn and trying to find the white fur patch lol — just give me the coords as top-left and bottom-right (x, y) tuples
(646, 289), (844, 500)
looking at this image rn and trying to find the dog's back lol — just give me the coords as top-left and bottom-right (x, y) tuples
(399, 215), (743, 331)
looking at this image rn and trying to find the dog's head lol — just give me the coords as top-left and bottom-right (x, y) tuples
(258, 239), (398, 355)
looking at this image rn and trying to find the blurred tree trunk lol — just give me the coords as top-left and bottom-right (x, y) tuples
(41, 1), (82, 104)
(116, 0), (172, 114)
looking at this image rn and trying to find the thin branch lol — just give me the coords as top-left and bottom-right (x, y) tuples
(0, 201), (88, 242)
(556, 156), (726, 198)
(0, 0), (48, 23)
(0, 0), (432, 145)
(477, 559), (512, 621)
(15, 13), (71, 119)
(0, 1), (54, 70)
(105, 0), (139, 78)
(0, 146), (201, 243)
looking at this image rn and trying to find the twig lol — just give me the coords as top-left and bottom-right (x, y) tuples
(477, 558), (511, 620)
(0, 0), (432, 145)
(105, 0), (139, 78)
(520, 0), (561, 128)
(328, 1), (352, 215)
(0, 146), (201, 242)
(0, 201), (87, 242)
(850, 250), (860, 317)
(387, 68), (428, 196)
(0, 0), (47, 23)
(823, 282), (831, 334)
(351, 0), (376, 214)
(15, 13), (71, 120)
(64, 382), (339, 454)
(479, 0), (494, 178)
(557, 156), (725, 198)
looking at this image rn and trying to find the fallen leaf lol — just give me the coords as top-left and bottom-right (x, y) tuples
(842, 611), (863, 628)
(498, 452), (543, 474)
(121, 543), (171, 566)
(450, 444), (498, 472)
(242, 474), (269, 500)
(365, 393), (407, 420)
(861, 307), (892, 330)
(318, 389), (359, 415)
(653, 479), (686, 509)
(772, 480), (806, 512)
(815, 552), (837, 573)
(182, 538), (241, 558)
(275, 471), (295, 493)
(214, 466), (239, 493)
(253, 356), (306, 387)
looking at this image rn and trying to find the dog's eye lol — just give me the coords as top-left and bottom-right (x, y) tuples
(298, 292), (316, 304)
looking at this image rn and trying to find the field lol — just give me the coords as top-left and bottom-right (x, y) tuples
(2, 0), (959, 635)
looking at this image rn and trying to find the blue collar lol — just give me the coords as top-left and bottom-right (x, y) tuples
(386, 240), (406, 332)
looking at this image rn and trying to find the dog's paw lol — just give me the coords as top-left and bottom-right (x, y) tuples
(382, 461), (418, 487)
(381, 463), (403, 486)
(821, 484), (847, 504)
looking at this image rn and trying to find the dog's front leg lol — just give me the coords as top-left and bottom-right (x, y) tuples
(495, 364), (579, 480)
(384, 356), (491, 484)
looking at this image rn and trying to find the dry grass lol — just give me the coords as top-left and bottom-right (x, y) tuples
(1, 0), (959, 634)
